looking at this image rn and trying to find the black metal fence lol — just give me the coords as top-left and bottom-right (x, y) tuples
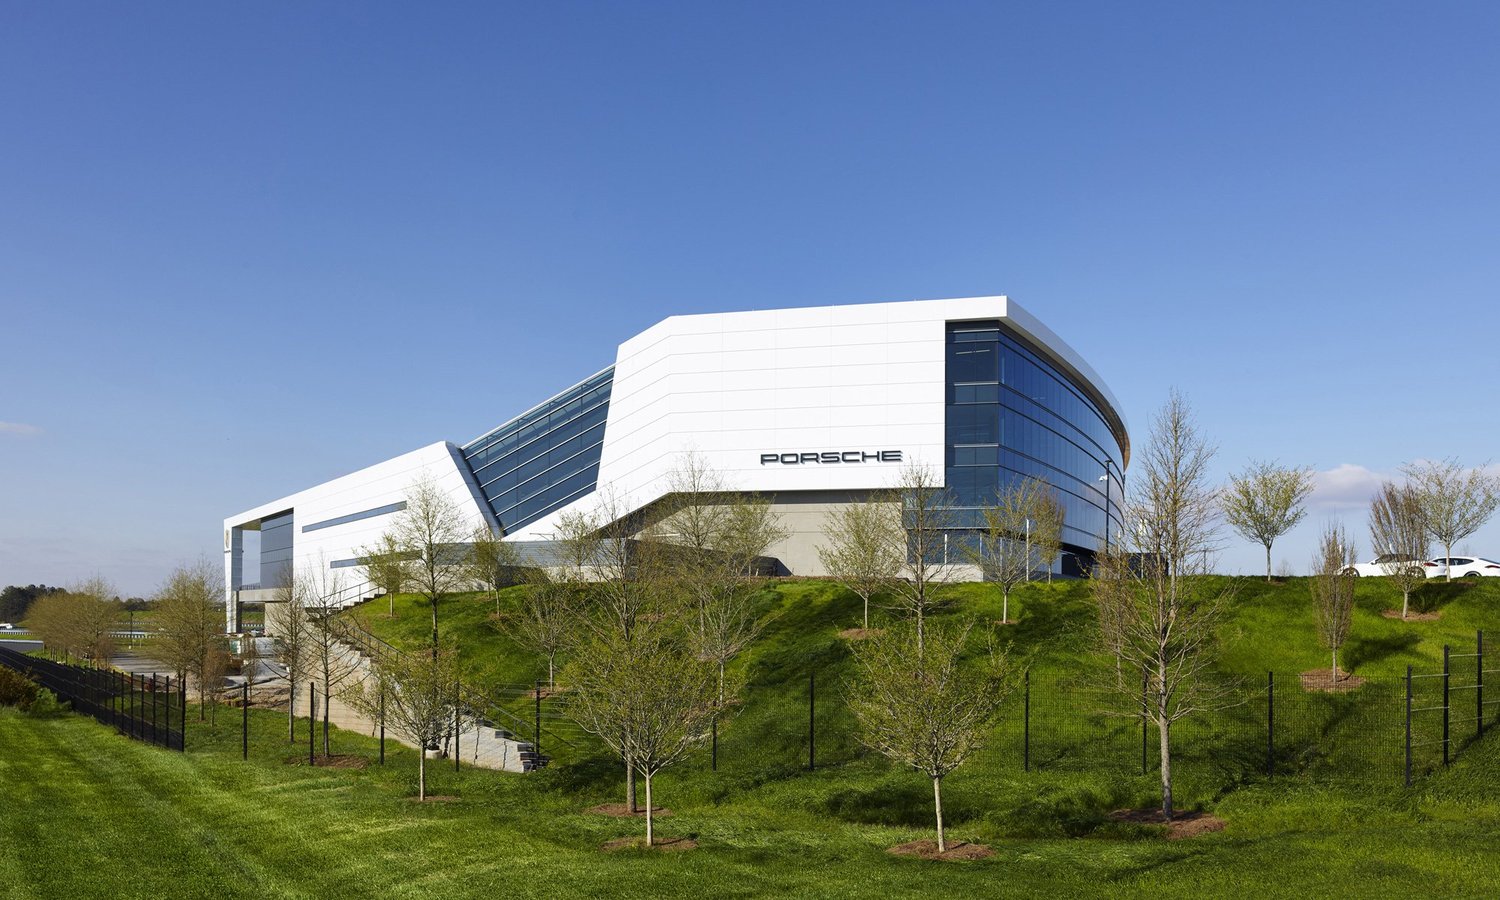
(0, 645), (185, 751)
(489, 631), (1498, 788)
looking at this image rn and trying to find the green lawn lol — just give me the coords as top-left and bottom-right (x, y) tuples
(2, 576), (1497, 898)
(2, 705), (1500, 899)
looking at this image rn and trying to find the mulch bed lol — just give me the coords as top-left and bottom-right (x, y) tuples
(601, 836), (696, 852)
(838, 628), (883, 641)
(285, 754), (370, 769)
(1299, 668), (1367, 693)
(589, 803), (672, 818)
(887, 840), (994, 861)
(1381, 609), (1442, 622)
(1109, 809), (1225, 839)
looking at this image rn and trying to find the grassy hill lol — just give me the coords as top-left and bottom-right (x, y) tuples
(2, 575), (1496, 898)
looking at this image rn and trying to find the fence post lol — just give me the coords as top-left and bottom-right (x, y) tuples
(163, 676), (171, 749)
(178, 677), (187, 751)
(309, 682), (316, 766)
(1443, 644), (1451, 767)
(1141, 667), (1149, 777)
(1404, 664), (1413, 787)
(1478, 630), (1485, 737)
(1023, 669), (1031, 773)
(535, 680), (543, 760)
(808, 670), (816, 772)
(242, 679), (250, 761)
(379, 683), (386, 765)
(454, 681), (461, 773)
(152, 675), (160, 746)
(1267, 670), (1274, 778)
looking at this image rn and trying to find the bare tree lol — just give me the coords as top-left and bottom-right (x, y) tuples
(303, 565), (360, 757)
(1369, 481), (1430, 620)
(1310, 523), (1357, 682)
(360, 532), (412, 618)
(887, 463), (957, 654)
(388, 474), (473, 651)
(847, 619), (1009, 853)
(466, 524), (522, 617)
(271, 568), (313, 741)
(1221, 461), (1316, 581)
(1029, 487), (1065, 584)
(818, 496), (905, 630)
(1089, 391), (1232, 820)
(965, 477), (1058, 624)
(153, 560), (229, 719)
(505, 568), (577, 689)
(564, 625), (720, 847)
(346, 644), (461, 801)
(1401, 458), (1500, 582)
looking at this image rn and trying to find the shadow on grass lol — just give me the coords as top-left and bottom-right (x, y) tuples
(1412, 581), (1475, 613)
(1344, 632), (1420, 671)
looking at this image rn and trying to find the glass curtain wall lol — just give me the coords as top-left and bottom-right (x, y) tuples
(460, 367), (614, 534)
(946, 322), (1125, 565)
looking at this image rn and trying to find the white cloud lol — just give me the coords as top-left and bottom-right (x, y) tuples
(0, 421), (41, 437)
(1308, 463), (1388, 512)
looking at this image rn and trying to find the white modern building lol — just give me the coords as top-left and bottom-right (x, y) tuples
(224, 295), (1128, 628)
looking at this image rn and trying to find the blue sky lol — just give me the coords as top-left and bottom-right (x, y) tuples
(3, 2), (1498, 595)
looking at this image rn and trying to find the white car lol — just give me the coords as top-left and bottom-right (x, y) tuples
(1431, 557), (1500, 578)
(1343, 555), (1447, 578)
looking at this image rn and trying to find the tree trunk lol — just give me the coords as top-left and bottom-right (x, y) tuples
(1332, 648), (1339, 682)
(322, 672), (331, 756)
(1002, 587), (1010, 625)
(388, 592), (394, 617)
(1158, 715), (1174, 821)
(862, 594), (869, 631)
(933, 775), (946, 853)
(418, 747), (427, 801)
(644, 771), (654, 847)
(288, 682), (296, 742)
(548, 653), (556, 691)
(430, 600), (439, 654)
(1446, 542), (1454, 582)
(1403, 589), (1410, 620)
(916, 611), (925, 657)
(1265, 543), (1273, 582)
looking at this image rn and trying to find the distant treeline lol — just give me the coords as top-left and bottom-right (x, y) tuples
(0, 584), (150, 621)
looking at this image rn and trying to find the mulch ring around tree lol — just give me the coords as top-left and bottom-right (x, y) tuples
(886, 840), (994, 861)
(589, 803), (672, 818)
(1300, 668), (1367, 693)
(1381, 609), (1442, 622)
(601, 836), (697, 852)
(838, 628), (884, 641)
(284, 754), (370, 769)
(1109, 809), (1226, 839)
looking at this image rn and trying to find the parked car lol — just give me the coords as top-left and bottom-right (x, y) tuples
(1343, 555), (1447, 578)
(1431, 557), (1500, 578)
(0, 623), (13, 630)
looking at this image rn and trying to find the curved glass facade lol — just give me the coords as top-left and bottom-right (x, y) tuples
(460, 367), (614, 534)
(946, 322), (1125, 559)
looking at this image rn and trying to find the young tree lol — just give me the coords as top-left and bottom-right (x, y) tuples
(1310, 523), (1357, 682)
(817, 497), (905, 630)
(1089, 391), (1231, 820)
(505, 568), (577, 690)
(346, 644), (461, 801)
(26, 580), (121, 665)
(271, 568), (313, 741)
(466, 524), (522, 617)
(360, 532), (413, 618)
(1401, 458), (1500, 582)
(153, 560), (230, 719)
(388, 474), (472, 651)
(887, 463), (957, 653)
(1221, 461), (1316, 582)
(1369, 482), (1430, 620)
(847, 619), (1009, 853)
(564, 625), (720, 847)
(303, 566), (360, 757)
(965, 477), (1058, 624)
(1028, 487), (1065, 584)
